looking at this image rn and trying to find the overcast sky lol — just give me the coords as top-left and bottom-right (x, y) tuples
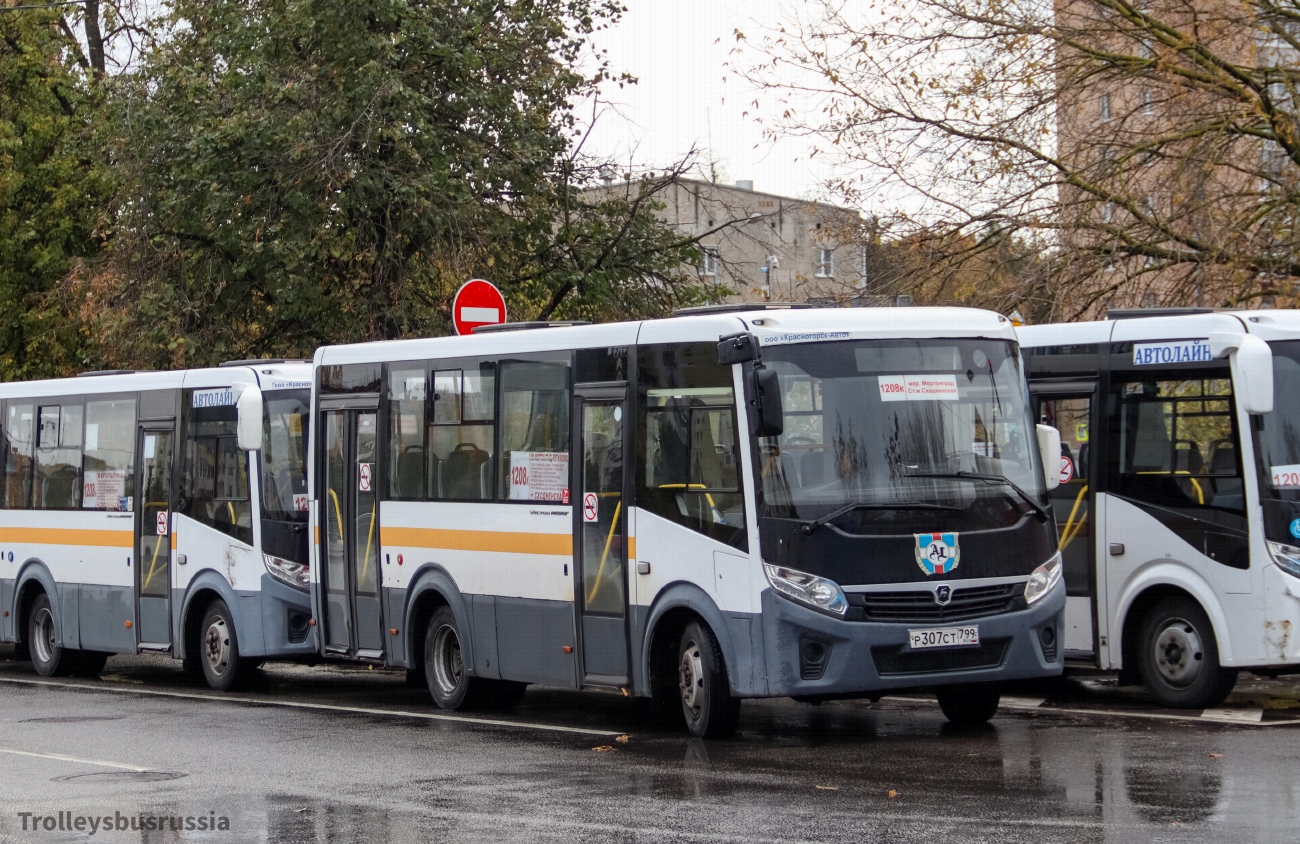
(584, 0), (834, 203)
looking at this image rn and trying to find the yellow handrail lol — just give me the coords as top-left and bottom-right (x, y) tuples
(1060, 484), (1088, 551)
(585, 499), (622, 606)
(329, 488), (345, 541)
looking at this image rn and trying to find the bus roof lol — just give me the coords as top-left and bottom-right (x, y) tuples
(1017, 310), (1300, 348)
(0, 361), (312, 401)
(315, 307), (1019, 366)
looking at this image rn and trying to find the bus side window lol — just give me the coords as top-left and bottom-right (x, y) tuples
(1109, 376), (1243, 514)
(498, 360), (569, 503)
(636, 343), (747, 550)
(4, 402), (34, 510)
(387, 366), (426, 500)
(34, 403), (83, 509)
(82, 398), (136, 511)
(182, 393), (253, 545)
(427, 361), (496, 501)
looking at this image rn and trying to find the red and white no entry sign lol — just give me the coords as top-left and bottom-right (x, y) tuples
(1058, 455), (1075, 484)
(359, 462), (373, 492)
(156, 510), (168, 536)
(582, 492), (599, 523)
(452, 279), (507, 336)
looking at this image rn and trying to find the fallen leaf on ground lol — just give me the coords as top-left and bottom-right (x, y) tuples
(615, 735), (630, 744)
(887, 789), (898, 798)
(814, 785), (838, 791)
(1207, 753), (1223, 758)
(592, 745), (614, 752)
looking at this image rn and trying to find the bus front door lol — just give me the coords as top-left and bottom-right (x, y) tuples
(573, 389), (630, 686)
(321, 408), (386, 659)
(135, 422), (176, 649)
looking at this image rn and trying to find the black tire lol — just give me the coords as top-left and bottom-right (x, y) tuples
(198, 600), (244, 692)
(1137, 597), (1237, 709)
(423, 606), (490, 710)
(936, 682), (1001, 726)
(678, 620), (740, 739)
(28, 594), (73, 677)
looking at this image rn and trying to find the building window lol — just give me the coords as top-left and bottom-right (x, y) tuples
(858, 246), (869, 289)
(1142, 292), (1157, 308)
(1141, 88), (1153, 115)
(1102, 202), (1116, 223)
(1100, 93), (1111, 122)
(700, 246), (718, 277)
(815, 248), (834, 278)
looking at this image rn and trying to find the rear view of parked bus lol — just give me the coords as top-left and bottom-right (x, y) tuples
(309, 306), (1066, 737)
(1021, 310), (1300, 708)
(0, 363), (314, 690)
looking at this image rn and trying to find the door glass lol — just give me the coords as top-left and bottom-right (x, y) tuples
(323, 412), (348, 597)
(1039, 396), (1092, 595)
(139, 431), (173, 598)
(581, 402), (624, 616)
(354, 413), (379, 597)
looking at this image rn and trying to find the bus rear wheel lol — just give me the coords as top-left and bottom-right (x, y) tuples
(936, 682), (1001, 726)
(200, 600), (244, 692)
(678, 620), (740, 739)
(28, 594), (73, 677)
(424, 606), (490, 710)
(1137, 597), (1237, 709)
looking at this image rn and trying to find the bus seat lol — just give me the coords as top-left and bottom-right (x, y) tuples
(1174, 441), (1204, 474)
(396, 446), (424, 498)
(427, 451), (441, 499)
(1209, 441), (1237, 475)
(443, 443), (488, 499)
(801, 450), (825, 486)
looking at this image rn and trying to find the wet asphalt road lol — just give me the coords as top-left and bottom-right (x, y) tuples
(0, 650), (1298, 843)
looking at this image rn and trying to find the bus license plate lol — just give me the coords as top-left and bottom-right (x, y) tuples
(908, 626), (980, 650)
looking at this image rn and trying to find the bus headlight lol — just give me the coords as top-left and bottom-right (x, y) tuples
(764, 564), (848, 616)
(264, 554), (310, 590)
(1025, 552), (1063, 606)
(1266, 541), (1300, 579)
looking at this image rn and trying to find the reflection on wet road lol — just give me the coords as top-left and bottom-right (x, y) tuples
(0, 652), (1296, 843)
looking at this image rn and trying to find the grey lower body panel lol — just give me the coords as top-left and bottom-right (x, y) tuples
(77, 584), (136, 653)
(759, 585), (1067, 697)
(0, 578), (12, 642)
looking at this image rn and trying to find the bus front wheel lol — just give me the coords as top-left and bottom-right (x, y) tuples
(678, 620), (740, 739)
(200, 600), (244, 692)
(1137, 597), (1237, 709)
(936, 682), (1001, 726)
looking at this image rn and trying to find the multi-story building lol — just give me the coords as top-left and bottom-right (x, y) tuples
(589, 177), (883, 305)
(1053, 0), (1297, 316)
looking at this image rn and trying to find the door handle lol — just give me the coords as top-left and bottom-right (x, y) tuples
(636, 561), (651, 575)
(1109, 543), (1125, 556)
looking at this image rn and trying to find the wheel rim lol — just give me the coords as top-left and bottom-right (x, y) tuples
(1152, 616), (1204, 689)
(204, 616), (232, 677)
(431, 624), (463, 696)
(32, 607), (55, 665)
(679, 639), (705, 718)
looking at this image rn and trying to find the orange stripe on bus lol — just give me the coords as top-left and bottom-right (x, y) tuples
(380, 527), (572, 556)
(0, 528), (134, 548)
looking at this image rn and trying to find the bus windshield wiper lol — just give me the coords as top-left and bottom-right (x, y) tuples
(903, 470), (1049, 522)
(798, 501), (962, 535)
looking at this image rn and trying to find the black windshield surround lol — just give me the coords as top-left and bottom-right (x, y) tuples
(751, 338), (1056, 585)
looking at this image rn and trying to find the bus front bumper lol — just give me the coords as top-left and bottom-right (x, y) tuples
(758, 582), (1066, 697)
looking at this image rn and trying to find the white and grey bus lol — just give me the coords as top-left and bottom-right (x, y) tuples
(308, 305), (1067, 737)
(1021, 309), (1300, 708)
(0, 362), (314, 690)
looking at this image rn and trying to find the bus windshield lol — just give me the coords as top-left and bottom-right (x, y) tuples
(261, 390), (310, 524)
(1253, 340), (1300, 544)
(757, 338), (1046, 533)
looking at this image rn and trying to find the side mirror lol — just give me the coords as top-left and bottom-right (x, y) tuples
(236, 386), (264, 451)
(1210, 332), (1273, 415)
(718, 332), (758, 365)
(751, 367), (784, 438)
(1037, 424), (1061, 491)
